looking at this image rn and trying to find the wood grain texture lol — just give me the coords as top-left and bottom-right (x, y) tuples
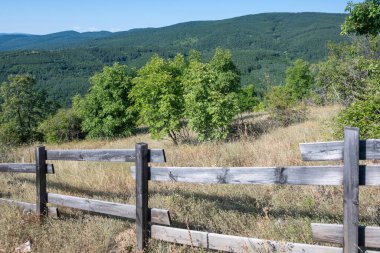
(135, 143), (149, 251)
(0, 163), (54, 174)
(46, 149), (165, 163)
(46, 193), (170, 225)
(343, 127), (359, 253)
(36, 146), (47, 217)
(131, 165), (380, 186)
(311, 223), (380, 248)
(151, 225), (343, 253)
(299, 139), (380, 161)
(0, 198), (58, 218)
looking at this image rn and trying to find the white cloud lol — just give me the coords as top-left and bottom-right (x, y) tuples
(88, 27), (100, 32)
(73, 26), (82, 32)
(109, 27), (121, 32)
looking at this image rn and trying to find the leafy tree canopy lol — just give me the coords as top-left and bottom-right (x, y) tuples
(76, 63), (137, 138)
(130, 54), (186, 144)
(0, 75), (54, 144)
(285, 59), (313, 101)
(183, 49), (240, 141)
(341, 0), (380, 36)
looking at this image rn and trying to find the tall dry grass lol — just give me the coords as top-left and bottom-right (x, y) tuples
(0, 105), (379, 252)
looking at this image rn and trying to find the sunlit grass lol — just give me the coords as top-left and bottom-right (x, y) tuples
(1, 105), (379, 252)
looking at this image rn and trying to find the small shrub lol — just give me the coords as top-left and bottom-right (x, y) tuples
(335, 96), (380, 139)
(266, 86), (308, 127)
(38, 108), (83, 143)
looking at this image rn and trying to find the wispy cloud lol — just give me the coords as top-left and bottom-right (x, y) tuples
(72, 25), (120, 33)
(88, 27), (100, 32)
(109, 27), (121, 32)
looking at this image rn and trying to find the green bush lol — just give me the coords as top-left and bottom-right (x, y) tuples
(266, 86), (308, 126)
(38, 108), (83, 143)
(335, 96), (380, 139)
(237, 84), (259, 113)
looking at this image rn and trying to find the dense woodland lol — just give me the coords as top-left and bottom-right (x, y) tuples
(0, 13), (347, 105)
(0, 1), (379, 146)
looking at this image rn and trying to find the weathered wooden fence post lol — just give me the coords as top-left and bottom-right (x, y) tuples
(343, 127), (359, 253)
(36, 145), (48, 218)
(135, 143), (149, 251)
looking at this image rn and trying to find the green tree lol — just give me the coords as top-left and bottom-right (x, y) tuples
(0, 75), (54, 144)
(341, 0), (380, 36)
(183, 49), (240, 141)
(76, 63), (137, 138)
(237, 84), (259, 112)
(285, 59), (313, 101)
(130, 54), (186, 144)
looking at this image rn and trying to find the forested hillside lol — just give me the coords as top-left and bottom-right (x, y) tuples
(0, 12), (347, 105)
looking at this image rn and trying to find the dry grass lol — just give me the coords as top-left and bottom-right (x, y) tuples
(0, 105), (379, 252)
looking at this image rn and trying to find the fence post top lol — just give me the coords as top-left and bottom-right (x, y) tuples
(344, 126), (359, 131)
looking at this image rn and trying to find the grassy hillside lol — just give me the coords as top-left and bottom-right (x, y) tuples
(1, 105), (379, 252)
(0, 13), (347, 105)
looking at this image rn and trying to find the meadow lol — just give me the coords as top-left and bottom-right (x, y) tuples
(1, 105), (379, 252)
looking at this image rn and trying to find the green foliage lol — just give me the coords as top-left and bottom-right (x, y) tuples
(237, 84), (259, 112)
(0, 75), (54, 144)
(38, 108), (83, 143)
(285, 59), (313, 101)
(335, 96), (380, 139)
(0, 13), (347, 106)
(341, 0), (380, 36)
(315, 41), (380, 105)
(130, 54), (186, 144)
(183, 49), (240, 141)
(76, 63), (137, 139)
(266, 86), (308, 126)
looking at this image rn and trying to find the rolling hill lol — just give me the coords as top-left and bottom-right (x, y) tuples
(0, 12), (347, 106)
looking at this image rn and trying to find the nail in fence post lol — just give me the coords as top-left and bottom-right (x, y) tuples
(135, 143), (149, 251)
(36, 145), (47, 218)
(343, 127), (359, 253)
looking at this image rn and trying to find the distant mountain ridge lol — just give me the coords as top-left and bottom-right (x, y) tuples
(0, 31), (112, 51)
(0, 12), (348, 106)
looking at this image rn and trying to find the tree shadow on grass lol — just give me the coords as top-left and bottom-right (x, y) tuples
(9, 176), (380, 227)
(150, 187), (379, 225)
(229, 114), (281, 141)
(10, 176), (134, 201)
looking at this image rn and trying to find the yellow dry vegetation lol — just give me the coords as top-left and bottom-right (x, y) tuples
(0, 105), (379, 252)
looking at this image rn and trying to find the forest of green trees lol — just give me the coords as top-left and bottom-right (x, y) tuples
(0, 13), (347, 106)
(0, 0), (379, 145)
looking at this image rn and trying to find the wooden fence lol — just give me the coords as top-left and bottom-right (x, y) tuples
(0, 127), (379, 252)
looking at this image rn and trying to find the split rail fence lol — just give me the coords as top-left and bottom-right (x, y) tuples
(1, 126), (380, 253)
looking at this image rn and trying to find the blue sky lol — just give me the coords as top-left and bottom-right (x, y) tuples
(1, 0), (352, 35)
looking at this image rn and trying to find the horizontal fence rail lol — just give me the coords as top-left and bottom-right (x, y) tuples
(47, 193), (171, 225)
(151, 225), (343, 253)
(0, 163), (54, 174)
(299, 139), (380, 161)
(2, 129), (380, 252)
(46, 149), (166, 163)
(0, 198), (58, 217)
(131, 165), (380, 186)
(311, 223), (380, 248)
